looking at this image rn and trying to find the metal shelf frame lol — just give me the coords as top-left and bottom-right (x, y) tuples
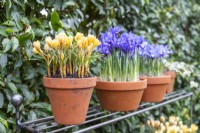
(11, 91), (193, 133)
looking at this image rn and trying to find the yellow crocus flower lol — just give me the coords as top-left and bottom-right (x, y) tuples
(32, 47), (40, 54)
(77, 40), (82, 49)
(75, 32), (84, 41)
(92, 38), (100, 48)
(191, 124), (198, 132)
(45, 36), (53, 47)
(33, 41), (41, 51)
(87, 34), (95, 44)
(44, 44), (50, 52)
(52, 39), (60, 50)
(65, 36), (73, 47)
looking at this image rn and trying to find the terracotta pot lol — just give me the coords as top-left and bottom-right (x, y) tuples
(43, 77), (96, 125)
(95, 79), (147, 111)
(141, 75), (171, 102)
(164, 71), (176, 94)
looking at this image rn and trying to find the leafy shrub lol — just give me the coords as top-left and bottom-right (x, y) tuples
(0, 0), (199, 132)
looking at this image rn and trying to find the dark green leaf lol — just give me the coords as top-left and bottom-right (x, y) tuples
(0, 93), (4, 108)
(2, 38), (12, 53)
(11, 37), (19, 52)
(51, 10), (62, 31)
(7, 82), (18, 93)
(0, 54), (7, 68)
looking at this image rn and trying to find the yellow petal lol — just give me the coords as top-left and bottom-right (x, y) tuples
(45, 37), (53, 47)
(75, 32), (84, 41)
(52, 39), (60, 50)
(87, 34), (95, 44)
(44, 44), (50, 52)
(33, 41), (41, 50)
(32, 47), (39, 54)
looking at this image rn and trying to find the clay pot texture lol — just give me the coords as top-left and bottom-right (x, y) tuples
(95, 79), (147, 111)
(141, 75), (171, 102)
(43, 77), (96, 125)
(164, 71), (176, 94)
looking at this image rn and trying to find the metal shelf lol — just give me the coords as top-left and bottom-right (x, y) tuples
(12, 91), (193, 133)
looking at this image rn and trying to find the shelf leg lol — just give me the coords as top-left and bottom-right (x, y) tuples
(190, 95), (193, 124)
(11, 94), (23, 133)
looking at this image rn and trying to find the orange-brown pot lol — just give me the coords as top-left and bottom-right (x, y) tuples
(141, 75), (171, 102)
(164, 71), (176, 94)
(95, 79), (147, 111)
(43, 77), (96, 125)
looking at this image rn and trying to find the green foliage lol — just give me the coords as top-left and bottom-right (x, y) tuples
(0, 0), (199, 132)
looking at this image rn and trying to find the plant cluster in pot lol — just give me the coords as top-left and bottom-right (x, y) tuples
(95, 27), (147, 111)
(139, 44), (173, 102)
(32, 32), (100, 125)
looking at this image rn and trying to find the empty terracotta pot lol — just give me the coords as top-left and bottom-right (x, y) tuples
(95, 79), (147, 111)
(141, 75), (171, 102)
(43, 77), (96, 125)
(164, 71), (176, 94)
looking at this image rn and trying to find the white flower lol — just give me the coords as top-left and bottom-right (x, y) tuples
(40, 8), (48, 17)
(190, 81), (199, 88)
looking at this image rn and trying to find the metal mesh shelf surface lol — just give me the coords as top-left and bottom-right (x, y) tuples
(15, 91), (193, 133)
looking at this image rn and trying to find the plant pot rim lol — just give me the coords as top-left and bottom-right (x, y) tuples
(95, 78), (147, 91)
(43, 76), (97, 89)
(146, 75), (171, 85)
(164, 71), (176, 78)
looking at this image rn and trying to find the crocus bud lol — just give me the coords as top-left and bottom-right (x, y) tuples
(66, 36), (73, 47)
(160, 116), (165, 123)
(57, 33), (66, 48)
(154, 120), (160, 128)
(44, 44), (50, 52)
(45, 37), (52, 47)
(191, 124), (198, 132)
(87, 34), (95, 44)
(33, 41), (41, 50)
(52, 39), (60, 50)
(32, 47), (39, 54)
(77, 40), (82, 49)
(75, 32), (84, 41)
(93, 39), (100, 47)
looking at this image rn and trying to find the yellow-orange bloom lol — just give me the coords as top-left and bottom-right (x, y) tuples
(75, 32), (84, 41)
(32, 47), (40, 54)
(52, 39), (60, 50)
(33, 41), (41, 50)
(65, 36), (73, 47)
(56, 33), (67, 48)
(77, 40), (82, 49)
(92, 39), (100, 48)
(44, 44), (50, 52)
(45, 37), (53, 47)
(191, 124), (198, 132)
(87, 34), (95, 44)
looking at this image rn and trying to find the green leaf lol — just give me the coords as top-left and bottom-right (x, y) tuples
(51, 10), (62, 31)
(11, 37), (19, 52)
(0, 81), (5, 87)
(0, 54), (7, 68)
(5, 28), (13, 34)
(0, 123), (6, 133)
(0, 118), (8, 129)
(36, 0), (44, 5)
(7, 82), (18, 93)
(2, 38), (12, 53)
(62, 1), (76, 10)
(0, 93), (4, 108)
(2, 20), (15, 26)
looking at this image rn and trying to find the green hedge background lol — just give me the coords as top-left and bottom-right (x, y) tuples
(0, 0), (199, 132)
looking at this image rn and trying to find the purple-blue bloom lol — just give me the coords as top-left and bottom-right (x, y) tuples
(98, 26), (146, 55)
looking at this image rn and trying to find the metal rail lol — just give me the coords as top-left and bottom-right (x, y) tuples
(11, 91), (193, 133)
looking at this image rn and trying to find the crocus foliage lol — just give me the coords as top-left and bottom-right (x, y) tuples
(98, 26), (145, 82)
(32, 32), (100, 78)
